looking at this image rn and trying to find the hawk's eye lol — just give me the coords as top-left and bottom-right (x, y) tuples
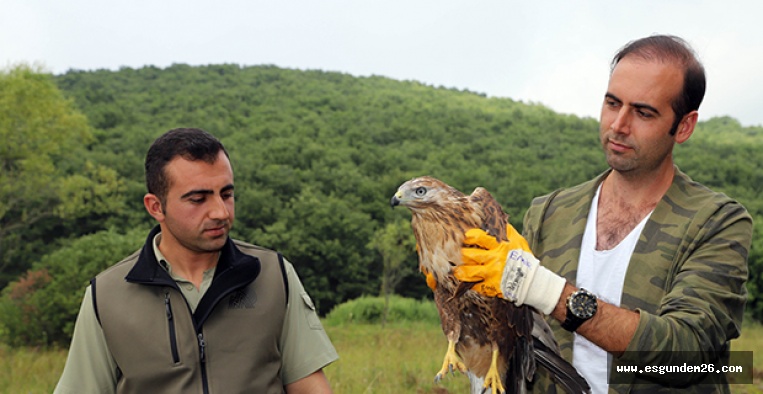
(415, 187), (427, 196)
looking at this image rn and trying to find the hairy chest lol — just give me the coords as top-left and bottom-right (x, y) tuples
(596, 200), (653, 250)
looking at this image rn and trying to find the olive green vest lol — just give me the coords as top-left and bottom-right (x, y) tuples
(92, 227), (289, 394)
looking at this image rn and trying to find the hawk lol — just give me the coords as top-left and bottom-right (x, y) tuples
(391, 176), (589, 394)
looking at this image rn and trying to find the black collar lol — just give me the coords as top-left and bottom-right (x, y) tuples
(125, 225), (262, 329)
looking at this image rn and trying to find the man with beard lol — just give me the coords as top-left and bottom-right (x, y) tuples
(55, 128), (338, 394)
(455, 35), (752, 393)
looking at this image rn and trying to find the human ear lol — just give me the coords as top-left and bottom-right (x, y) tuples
(144, 193), (165, 222)
(674, 111), (698, 144)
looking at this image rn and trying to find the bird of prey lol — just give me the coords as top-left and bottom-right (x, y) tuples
(391, 176), (589, 394)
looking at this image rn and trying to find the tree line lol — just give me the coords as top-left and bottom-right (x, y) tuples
(1, 63), (761, 347)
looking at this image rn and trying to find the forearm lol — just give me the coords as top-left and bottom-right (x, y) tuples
(549, 283), (639, 357)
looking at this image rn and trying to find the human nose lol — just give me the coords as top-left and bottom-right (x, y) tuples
(609, 107), (631, 135)
(208, 195), (232, 220)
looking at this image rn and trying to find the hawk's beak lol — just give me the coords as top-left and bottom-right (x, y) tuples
(390, 193), (402, 208)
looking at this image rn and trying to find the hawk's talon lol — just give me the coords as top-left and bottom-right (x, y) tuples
(482, 347), (506, 394)
(434, 339), (466, 383)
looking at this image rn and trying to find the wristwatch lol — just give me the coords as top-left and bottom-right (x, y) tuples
(561, 288), (598, 332)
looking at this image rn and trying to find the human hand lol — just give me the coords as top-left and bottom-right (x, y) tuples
(455, 228), (510, 298)
(454, 227), (566, 315)
(455, 227), (534, 300)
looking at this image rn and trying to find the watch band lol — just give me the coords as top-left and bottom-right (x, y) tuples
(561, 311), (586, 332)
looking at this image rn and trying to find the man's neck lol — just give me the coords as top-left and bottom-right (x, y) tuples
(157, 234), (220, 288)
(604, 161), (675, 208)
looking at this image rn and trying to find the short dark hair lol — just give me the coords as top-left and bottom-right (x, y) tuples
(612, 35), (706, 135)
(145, 128), (229, 202)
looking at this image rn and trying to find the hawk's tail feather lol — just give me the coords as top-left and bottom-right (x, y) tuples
(532, 340), (591, 394)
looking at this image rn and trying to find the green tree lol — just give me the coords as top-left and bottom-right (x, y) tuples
(43, 64), (762, 323)
(368, 220), (418, 326)
(249, 187), (378, 314)
(0, 228), (146, 346)
(745, 219), (763, 322)
(0, 65), (125, 286)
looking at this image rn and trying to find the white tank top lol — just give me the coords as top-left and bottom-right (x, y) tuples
(572, 184), (652, 394)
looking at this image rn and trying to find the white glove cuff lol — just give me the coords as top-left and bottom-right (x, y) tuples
(523, 265), (566, 315)
(499, 249), (565, 315)
(499, 249), (538, 303)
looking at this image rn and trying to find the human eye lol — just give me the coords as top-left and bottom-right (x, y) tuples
(221, 186), (235, 200)
(636, 109), (655, 119)
(184, 192), (208, 204)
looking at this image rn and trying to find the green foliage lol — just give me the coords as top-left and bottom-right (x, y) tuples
(1, 63), (761, 350)
(0, 65), (128, 287)
(0, 228), (146, 346)
(368, 220), (419, 326)
(745, 220), (763, 322)
(0, 270), (52, 346)
(50, 64), (606, 315)
(244, 187), (379, 313)
(323, 296), (441, 326)
(55, 161), (126, 218)
(368, 220), (418, 297)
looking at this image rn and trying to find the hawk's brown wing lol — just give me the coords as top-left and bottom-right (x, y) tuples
(453, 187), (509, 298)
(468, 187), (509, 242)
(468, 186), (537, 393)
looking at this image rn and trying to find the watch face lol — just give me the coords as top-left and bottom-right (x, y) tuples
(570, 291), (597, 319)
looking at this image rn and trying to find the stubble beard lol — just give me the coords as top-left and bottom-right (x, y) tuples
(601, 132), (639, 174)
(605, 150), (638, 174)
(602, 137), (673, 180)
(164, 219), (232, 255)
(198, 220), (232, 251)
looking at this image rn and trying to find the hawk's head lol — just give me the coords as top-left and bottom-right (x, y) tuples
(390, 176), (464, 212)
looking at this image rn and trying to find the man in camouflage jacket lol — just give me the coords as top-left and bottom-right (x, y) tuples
(454, 35), (752, 393)
(522, 167), (750, 393)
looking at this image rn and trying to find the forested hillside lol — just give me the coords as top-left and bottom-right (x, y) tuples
(1, 64), (761, 346)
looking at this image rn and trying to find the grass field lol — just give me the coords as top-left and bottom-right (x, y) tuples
(1, 320), (761, 393)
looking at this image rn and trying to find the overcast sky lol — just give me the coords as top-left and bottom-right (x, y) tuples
(3, 1), (762, 127)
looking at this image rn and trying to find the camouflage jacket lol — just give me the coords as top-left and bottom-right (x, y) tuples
(523, 167), (752, 394)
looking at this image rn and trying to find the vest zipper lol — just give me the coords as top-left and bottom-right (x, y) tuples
(199, 332), (210, 394)
(198, 332), (206, 362)
(164, 291), (180, 363)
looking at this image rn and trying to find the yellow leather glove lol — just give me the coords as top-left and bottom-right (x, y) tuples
(456, 227), (528, 298)
(465, 224), (532, 253)
(423, 268), (437, 290)
(454, 227), (565, 315)
(417, 243), (437, 290)
(457, 229), (511, 298)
